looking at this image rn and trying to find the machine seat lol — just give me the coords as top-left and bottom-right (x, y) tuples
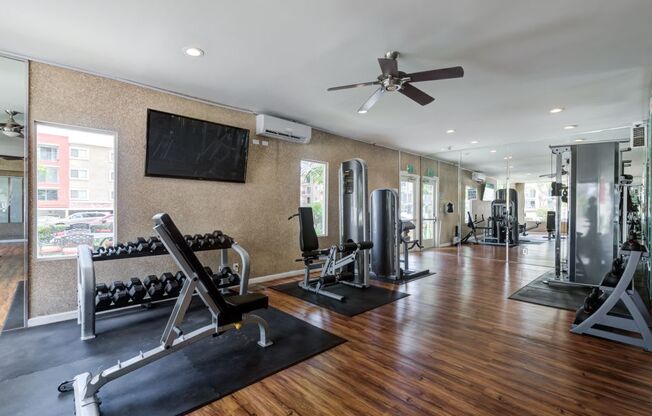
(225, 292), (269, 314)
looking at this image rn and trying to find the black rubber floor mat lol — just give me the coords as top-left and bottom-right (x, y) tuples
(270, 281), (408, 316)
(0, 298), (345, 416)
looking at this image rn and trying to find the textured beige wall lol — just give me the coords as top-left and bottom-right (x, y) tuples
(437, 161), (460, 244)
(28, 62), (399, 317)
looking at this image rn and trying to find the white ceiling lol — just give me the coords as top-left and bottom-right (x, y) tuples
(1, 0), (651, 156)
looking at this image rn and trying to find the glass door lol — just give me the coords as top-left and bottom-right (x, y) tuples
(400, 172), (419, 244)
(421, 177), (438, 248)
(0, 55), (27, 332)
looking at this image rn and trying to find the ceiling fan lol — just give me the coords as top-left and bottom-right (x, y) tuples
(0, 110), (24, 138)
(327, 51), (464, 113)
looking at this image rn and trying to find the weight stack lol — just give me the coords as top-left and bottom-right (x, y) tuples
(370, 188), (401, 280)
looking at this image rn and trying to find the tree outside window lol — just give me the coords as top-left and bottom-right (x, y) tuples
(300, 160), (328, 236)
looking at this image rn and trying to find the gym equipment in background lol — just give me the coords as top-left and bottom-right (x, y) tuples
(457, 212), (486, 245)
(546, 142), (622, 287)
(339, 158), (371, 288)
(485, 188), (518, 246)
(571, 239), (652, 351)
(77, 230), (250, 340)
(370, 188), (430, 280)
(58, 213), (272, 416)
(290, 207), (373, 301)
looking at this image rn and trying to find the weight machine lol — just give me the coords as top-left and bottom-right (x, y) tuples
(369, 188), (430, 280)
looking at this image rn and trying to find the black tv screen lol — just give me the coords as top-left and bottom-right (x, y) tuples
(145, 109), (249, 183)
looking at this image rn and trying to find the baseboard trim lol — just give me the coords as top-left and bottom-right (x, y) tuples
(28, 310), (77, 327)
(26, 268), (304, 327)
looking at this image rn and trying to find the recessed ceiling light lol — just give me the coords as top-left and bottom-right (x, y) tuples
(564, 125), (578, 130)
(575, 138), (586, 142)
(183, 47), (205, 57)
(446, 129), (456, 134)
(550, 107), (564, 114)
(357, 109), (368, 114)
(470, 140), (479, 144)
(490, 149), (497, 153)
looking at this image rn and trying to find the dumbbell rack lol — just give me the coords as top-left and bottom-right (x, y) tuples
(77, 232), (251, 341)
(571, 248), (652, 351)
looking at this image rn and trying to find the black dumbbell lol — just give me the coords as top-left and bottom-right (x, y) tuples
(127, 277), (146, 302)
(96, 282), (109, 295)
(174, 271), (186, 288)
(95, 292), (112, 311)
(143, 275), (164, 300)
(110, 280), (130, 307)
(160, 272), (180, 296)
(115, 244), (130, 257)
(150, 241), (165, 253)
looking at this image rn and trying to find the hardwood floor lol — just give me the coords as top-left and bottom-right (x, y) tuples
(0, 243), (25, 331)
(193, 249), (652, 416)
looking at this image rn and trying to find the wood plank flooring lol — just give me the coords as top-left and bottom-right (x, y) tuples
(193, 248), (652, 416)
(0, 243), (25, 331)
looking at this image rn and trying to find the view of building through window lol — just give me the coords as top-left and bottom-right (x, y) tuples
(300, 160), (327, 236)
(36, 123), (116, 258)
(523, 182), (567, 221)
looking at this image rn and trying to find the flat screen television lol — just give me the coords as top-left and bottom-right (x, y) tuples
(145, 109), (249, 183)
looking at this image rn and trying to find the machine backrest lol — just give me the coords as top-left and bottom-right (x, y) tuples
(153, 213), (231, 315)
(546, 211), (556, 232)
(298, 207), (319, 252)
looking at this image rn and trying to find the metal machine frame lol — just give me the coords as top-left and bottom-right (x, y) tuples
(59, 214), (272, 416)
(298, 243), (366, 301)
(77, 240), (251, 341)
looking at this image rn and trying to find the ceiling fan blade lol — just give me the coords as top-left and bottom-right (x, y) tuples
(327, 81), (380, 91)
(407, 66), (464, 83)
(399, 83), (434, 106)
(358, 87), (385, 113)
(378, 58), (398, 77)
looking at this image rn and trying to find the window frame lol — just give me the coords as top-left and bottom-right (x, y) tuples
(37, 188), (59, 201)
(37, 144), (59, 161)
(69, 188), (89, 201)
(299, 159), (329, 237)
(69, 168), (90, 180)
(69, 146), (90, 160)
(37, 166), (59, 183)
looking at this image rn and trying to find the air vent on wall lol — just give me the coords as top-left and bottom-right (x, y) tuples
(631, 122), (647, 149)
(255, 114), (312, 144)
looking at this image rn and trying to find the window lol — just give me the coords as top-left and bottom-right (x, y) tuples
(37, 189), (58, 201)
(37, 166), (59, 183)
(109, 170), (115, 181)
(70, 147), (89, 159)
(38, 145), (58, 161)
(300, 160), (328, 236)
(70, 168), (89, 180)
(400, 173), (418, 241)
(36, 122), (116, 259)
(70, 189), (89, 200)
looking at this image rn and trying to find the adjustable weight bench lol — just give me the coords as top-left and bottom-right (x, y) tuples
(58, 213), (272, 416)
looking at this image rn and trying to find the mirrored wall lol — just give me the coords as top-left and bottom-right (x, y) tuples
(0, 55), (28, 331)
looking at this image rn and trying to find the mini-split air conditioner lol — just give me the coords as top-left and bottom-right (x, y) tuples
(472, 172), (486, 183)
(630, 122), (647, 149)
(255, 114), (312, 144)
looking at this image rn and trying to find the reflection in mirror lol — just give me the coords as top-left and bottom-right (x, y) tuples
(0, 55), (27, 332)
